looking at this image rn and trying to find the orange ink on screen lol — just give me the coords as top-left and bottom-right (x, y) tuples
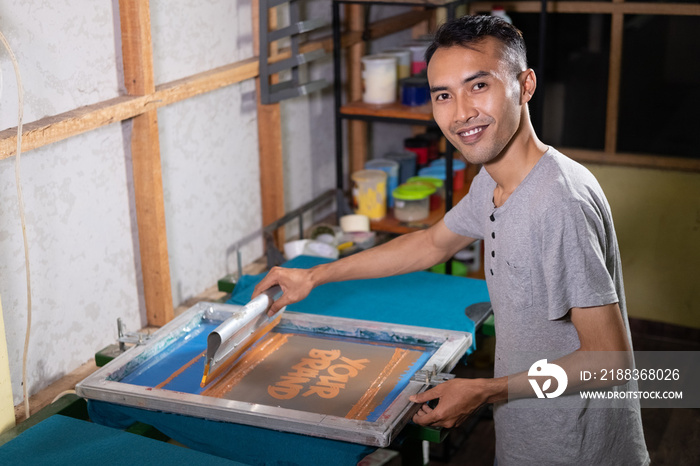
(345, 348), (410, 420)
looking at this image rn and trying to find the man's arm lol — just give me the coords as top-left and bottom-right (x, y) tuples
(410, 302), (632, 428)
(252, 219), (476, 315)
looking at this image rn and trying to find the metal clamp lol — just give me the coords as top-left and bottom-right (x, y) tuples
(117, 318), (152, 351)
(411, 364), (456, 386)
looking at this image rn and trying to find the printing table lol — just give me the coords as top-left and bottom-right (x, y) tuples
(5, 255), (491, 466)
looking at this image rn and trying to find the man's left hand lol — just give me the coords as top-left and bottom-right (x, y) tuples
(409, 378), (493, 428)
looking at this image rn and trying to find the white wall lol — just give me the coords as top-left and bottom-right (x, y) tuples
(0, 0), (137, 406)
(0, 0), (293, 406)
(149, 1), (263, 305)
(0, 0), (408, 407)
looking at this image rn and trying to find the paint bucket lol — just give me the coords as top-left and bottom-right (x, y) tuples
(351, 169), (387, 220)
(365, 159), (399, 207)
(382, 48), (411, 80)
(361, 54), (398, 104)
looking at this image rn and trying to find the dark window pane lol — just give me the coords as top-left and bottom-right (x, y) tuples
(511, 13), (610, 150)
(633, 0), (698, 4)
(618, 15), (700, 158)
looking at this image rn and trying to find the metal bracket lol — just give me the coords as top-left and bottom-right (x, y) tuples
(117, 318), (152, 352)
(259, 0), (329, 104)
(411, 364), (456, 386)
(225, 189), (337, 279)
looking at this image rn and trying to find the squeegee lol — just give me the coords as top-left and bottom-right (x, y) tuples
(201, 285), (283, 387)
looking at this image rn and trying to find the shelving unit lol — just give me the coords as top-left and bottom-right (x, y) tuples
(332, 0), (466, 230)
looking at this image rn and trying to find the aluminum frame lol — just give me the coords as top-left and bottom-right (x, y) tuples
(77, 302), (471, 447)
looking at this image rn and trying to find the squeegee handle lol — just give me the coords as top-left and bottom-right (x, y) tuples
(260, 285), (283, 305)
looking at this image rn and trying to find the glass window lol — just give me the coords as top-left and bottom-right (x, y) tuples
(617, 15), (700, 159)
(512, 13), (611, 150)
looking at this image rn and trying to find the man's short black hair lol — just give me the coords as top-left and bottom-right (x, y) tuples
(425, 15), (527, 75)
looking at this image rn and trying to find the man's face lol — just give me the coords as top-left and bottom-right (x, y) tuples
(427, 38), (524, 165)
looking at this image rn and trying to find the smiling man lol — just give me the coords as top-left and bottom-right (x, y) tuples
(253, 15), (648, 465)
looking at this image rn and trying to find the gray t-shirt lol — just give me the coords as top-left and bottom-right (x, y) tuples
(445, 148), (649, 465)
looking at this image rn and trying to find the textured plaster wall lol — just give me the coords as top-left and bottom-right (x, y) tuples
(0, 0), (264, 405)
(150, 1), (262, 305)
(0, 0), (433, 408)
(0, 1), (133, 406)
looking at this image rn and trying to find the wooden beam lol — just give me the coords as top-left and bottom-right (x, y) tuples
(0, 59), (259, 160)
(411, 6), (431, 39)
(370, 10), (431, 39)
(605, 6), (624, 154)
(0, 95), (147, 159)
(119, 0), (173, 326)
(155, 58), (258, 107)
(563, 147), (700, 172)
(346, 4), (368, 177)
(253, 0), (286, 246)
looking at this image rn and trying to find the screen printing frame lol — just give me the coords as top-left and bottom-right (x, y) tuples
(77, 302), (472, 447)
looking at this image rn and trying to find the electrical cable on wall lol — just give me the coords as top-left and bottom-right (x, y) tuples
(0, 28), (32, 419)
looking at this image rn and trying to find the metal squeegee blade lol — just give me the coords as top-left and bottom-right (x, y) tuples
(201, 290), (283, 386)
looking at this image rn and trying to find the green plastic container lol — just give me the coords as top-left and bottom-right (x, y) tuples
(392, 183), (435, 222)
(407, 175), (443, 189)
(407, 176), (444, 210)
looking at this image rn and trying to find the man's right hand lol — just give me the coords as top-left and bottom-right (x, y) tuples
(252, 266), (317, 316)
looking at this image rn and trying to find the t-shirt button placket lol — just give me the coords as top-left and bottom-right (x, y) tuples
(489, 213), (496, 276)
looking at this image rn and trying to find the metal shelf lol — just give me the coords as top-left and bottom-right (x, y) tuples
(331, 0), (465, 271)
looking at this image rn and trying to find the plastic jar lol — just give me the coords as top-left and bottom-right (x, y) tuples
(385, 151), (417, 184)
(361, 54), (397, 104)
(406, 42), (430, 75)
(351, 169), (387, 220)
(430, 158), (467, 190)
(404, 137), (431, 167)
(407, 175), (444, 210)
(400, 76), (430, 107)
(382, 48), (411, 80)
(392, 183), (435, 222)
(365, 159), (399, 207)
(417, 132), (441, 162)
